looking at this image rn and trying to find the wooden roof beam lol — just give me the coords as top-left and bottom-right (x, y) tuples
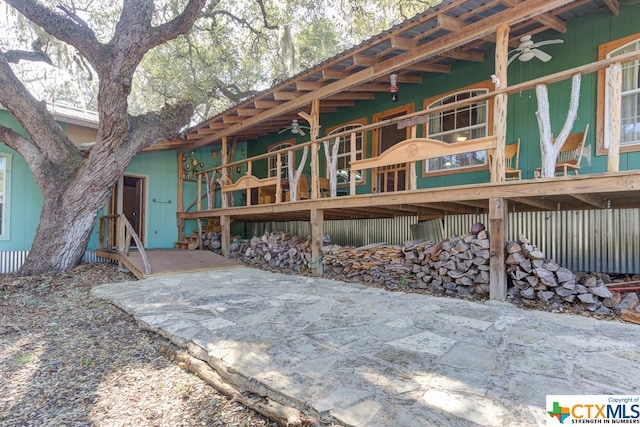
(437, 14), (466, 31)
(296, 81), (323, 91)
(253, 100), (284, 108)
(501, 0), (567, 33)
(236, 108), (266, 117)
(189, 0), (578, 148)
(322, 69), (348, 80)
(406, 62), (451, 74)
(221, 115), (244, 123)
(390, 36), (417, 50)
(604, 0), (620, 15)
(274, 90), (307, 101)
(438, 49), (484, 62)
(353, 54), (380, 67)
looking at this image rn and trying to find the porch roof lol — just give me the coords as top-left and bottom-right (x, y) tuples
(153, 0), (618, 152)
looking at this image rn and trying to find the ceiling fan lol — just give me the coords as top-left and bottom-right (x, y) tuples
(278, 119), (311, 136)
(507, 35), (564, 66)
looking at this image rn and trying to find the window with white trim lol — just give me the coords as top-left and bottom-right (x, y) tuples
(326, 123), (364, 184)
(0, 153), (10, 239)
(605, 39), (640, 148)
(268, 142), (293, 178)
(426, 89), (489, 172)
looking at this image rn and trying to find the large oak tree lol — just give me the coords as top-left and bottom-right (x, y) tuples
(0, 0), (206, 275)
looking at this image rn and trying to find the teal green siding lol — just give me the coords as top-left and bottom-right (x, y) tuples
(0, 110), (43, 251)
(124, 151), (180, 248)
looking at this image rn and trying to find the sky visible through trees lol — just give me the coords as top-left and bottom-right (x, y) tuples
(1, 0), (441, 122)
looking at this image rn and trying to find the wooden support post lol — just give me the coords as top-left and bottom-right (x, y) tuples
(350, 132), (357, 196)
(489, 197), (507, 300)
(492, 23), (509, 183)
(221, 136), (229, 208)
(116, 175), (125, 252)
(220, 215), (231, 257)
(607, 62), (622, 172)
(311, 141), (319, 199)
(310, 208), (324, 276)
(197, 173), (202, 211)
(276, 152), (283, 203)
(177, 154), (184, 213)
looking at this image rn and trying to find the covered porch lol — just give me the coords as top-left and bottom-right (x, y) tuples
(139, 0), (639, 300)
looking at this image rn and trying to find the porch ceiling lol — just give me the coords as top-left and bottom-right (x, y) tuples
(153, 0), (618, 152)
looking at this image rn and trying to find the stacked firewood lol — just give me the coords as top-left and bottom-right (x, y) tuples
(200, 231), (222, 252)
(505, 234), (633, 315)
(322, 228), (491, 299)
(228, 231), (312, 273)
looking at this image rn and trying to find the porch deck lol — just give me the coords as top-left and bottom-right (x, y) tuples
(187, 170), (640, 223)
(96, 248), (239, 279)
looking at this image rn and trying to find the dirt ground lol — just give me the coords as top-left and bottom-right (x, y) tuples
(0, 263), (277, 427)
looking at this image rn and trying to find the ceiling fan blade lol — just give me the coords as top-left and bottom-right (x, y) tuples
(531, 48), (552, 62)
(532, 39), (564, 48)
(507, 52), (522, 66)
(298, 129), (306, 136)
(278, 128), (290, 134)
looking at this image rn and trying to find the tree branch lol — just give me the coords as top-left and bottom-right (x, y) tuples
(119, 100), (195, 158)
(0, 53), (81, 171)
(255, 0), (278, 30)
(0, 125), (42, 168)
(5, 0), (102, 65)
(4, 49), (52, 65)
(144, 0), (208, 51)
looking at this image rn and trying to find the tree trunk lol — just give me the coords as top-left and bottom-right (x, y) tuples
(18, 175), (114, 275)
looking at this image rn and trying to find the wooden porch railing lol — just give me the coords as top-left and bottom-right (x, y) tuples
(99, 214), (152, 275)
(185, 48), (640, 213)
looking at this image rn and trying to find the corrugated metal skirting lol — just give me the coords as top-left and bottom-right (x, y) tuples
(0, 250), (112, 274)
(247, 216), (425, 247)
(445, 209), (640, 274)
(248, 208), (639, 274)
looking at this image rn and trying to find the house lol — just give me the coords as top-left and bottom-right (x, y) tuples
(2, 0), (640, 299)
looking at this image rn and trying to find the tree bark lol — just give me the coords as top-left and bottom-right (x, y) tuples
(0, 1), (206, 275)
(535, 73), (582, 177)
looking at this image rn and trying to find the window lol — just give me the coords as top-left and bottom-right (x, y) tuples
(267, 142), (293, 178)
(326, 123), (364, 184)
(598, 33), (640, 154)
(424, 86), (490, 173)
(0, 153), (11, 239)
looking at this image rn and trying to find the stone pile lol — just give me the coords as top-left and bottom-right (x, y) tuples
(199, 230), (222, 252)
(322, 229), (492, 299)
(228, 231), (312, 273)
(505, 234), (638, 315)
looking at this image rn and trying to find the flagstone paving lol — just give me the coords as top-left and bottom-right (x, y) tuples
(92, 266), (640, 426)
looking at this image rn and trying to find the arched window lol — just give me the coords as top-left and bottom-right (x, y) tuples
(267, 142), (293, 178)
(326, 123), (364, 184)
(425, 88), (489, 172)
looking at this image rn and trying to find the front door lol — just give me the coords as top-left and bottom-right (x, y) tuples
(372, 105), (413, 193)
(110, 175), (145, 248)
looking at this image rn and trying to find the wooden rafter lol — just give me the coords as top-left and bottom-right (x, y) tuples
(158, 0), (614, 151)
